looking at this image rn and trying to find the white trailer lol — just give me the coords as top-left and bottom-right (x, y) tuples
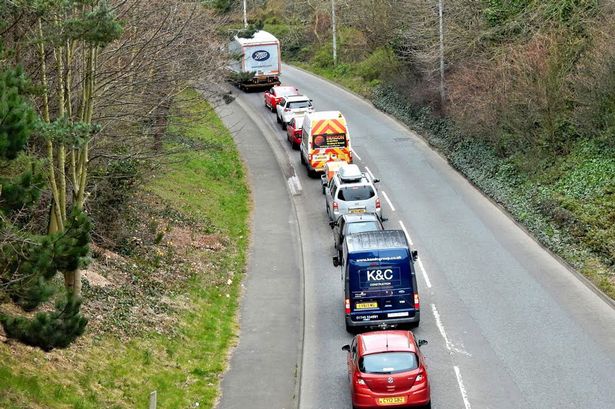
(228, 30), (281, 90)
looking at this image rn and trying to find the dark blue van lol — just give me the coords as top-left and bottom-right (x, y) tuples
(333, 230), (420, 332)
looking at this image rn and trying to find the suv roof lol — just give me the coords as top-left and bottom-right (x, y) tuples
(346, 230), (408, 252)
(337, 164), (363, 182)
(284, 95), (310, 102)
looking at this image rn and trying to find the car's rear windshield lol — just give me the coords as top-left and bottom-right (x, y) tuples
(347, 221), (380, 234)
(313, 133), (347, 148)
(338, 186), (375, 201)
(287, 101), (311, 109)
(360, 352), (418, 374)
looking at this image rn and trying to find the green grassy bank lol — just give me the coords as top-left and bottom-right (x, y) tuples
(0, 89), (250, 408)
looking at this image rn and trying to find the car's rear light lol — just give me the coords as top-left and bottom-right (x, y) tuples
(356, 377), (366, 385)
(345, 298), (350, 314)
(333, 201), (339, 211)
(376, 198), (381, 209)
(416, 373), (424, 382)
(414, 293), (420, 310)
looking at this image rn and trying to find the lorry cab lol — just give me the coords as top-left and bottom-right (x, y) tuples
(335, 230), (420, 333)
(300, 111), (352, 177)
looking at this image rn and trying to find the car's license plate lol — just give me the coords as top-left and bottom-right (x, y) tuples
(349, 208), (365, 214)
(377, 396), (407, 405)
(355, 302), (378, 309)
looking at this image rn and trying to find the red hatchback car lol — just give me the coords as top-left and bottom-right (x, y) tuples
(342, 331), (431, 409)
(264, 85), (300, 112)
(286, 116), (304, 149)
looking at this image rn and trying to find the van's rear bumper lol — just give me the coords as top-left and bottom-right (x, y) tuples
(345, 311), (420, 329)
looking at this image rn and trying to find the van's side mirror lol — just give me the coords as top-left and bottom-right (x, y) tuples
(332, 256), (340, 267)
(373, 178), (380, 183)
(342, 344), (350, 352)
(411, 250), (418, 260)
(329, 220), (336, 228)
(418, 339), (428, 347)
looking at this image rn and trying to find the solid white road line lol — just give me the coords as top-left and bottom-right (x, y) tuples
(399, 221), (432, 289)
(454, 366), (473, 409)
(352, 148), (362, 161)
(381, 191), (396, 212)
(364, 166), (375, 180)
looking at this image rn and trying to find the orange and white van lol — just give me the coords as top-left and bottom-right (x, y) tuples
(300, 111), (352, 177)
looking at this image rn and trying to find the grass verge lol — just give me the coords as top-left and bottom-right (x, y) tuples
(0, 89), (250, 408)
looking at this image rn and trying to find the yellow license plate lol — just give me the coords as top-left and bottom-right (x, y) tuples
(349, 208), (365, 214)
(355, 302), (378, 309)
(377, 396), (407, 405)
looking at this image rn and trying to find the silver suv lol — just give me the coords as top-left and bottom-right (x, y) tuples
(324, 164), (382, 221)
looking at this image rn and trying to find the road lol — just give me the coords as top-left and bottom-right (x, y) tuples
(216, 65), (615, 409)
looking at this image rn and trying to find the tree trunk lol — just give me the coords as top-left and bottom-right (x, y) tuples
(63, 270), (82, 296)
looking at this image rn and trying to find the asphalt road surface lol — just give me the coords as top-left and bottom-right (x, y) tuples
(216, 65), (615, 409)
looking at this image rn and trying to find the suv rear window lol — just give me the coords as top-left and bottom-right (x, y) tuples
(287, 101), (311, 109)
(338, 186), (375, 201)
(360, 352), (418, 374)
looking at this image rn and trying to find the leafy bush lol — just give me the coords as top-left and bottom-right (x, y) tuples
(355, 48), (400, 82)
(483, 0), (532, 27)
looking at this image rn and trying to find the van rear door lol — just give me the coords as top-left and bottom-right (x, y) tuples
(347, 250), (415, 323)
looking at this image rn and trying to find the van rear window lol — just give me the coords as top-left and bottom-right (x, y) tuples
(338, 186), (375, 201)
(313, 133), (347, 148)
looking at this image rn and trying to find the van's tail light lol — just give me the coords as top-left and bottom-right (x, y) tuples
(414, 293), (420, 310)
(308, 153), (313, 162)
(376, 198), (381, 209)
(349, 150), (353, 163)
(345, 298), (350, 314)
(333, 201), (339, 212)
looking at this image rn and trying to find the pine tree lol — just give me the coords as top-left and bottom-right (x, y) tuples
(0, 55), (91, 351)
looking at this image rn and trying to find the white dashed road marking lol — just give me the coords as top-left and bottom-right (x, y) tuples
(454, 366), (472, 409)
(381, 191), (395, 212)
(352, 149), (362, 161)
(364, 166), (375, 180)
(399, 221), (432, 288)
